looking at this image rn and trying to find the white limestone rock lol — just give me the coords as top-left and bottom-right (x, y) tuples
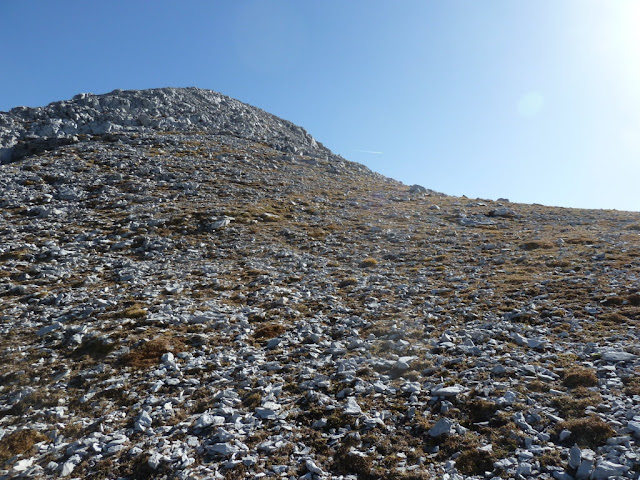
(431, 385), (464, 397)
(601, 351), (636, 363)
(429, 418), (454, 437)
(344, 397), (362, 415)
(134, 410), (153, 431)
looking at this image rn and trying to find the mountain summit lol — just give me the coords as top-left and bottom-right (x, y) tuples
(0, 89), (639, 479)
(1, 87), (329, 164)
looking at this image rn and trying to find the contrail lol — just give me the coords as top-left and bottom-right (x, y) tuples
(353, 149), (383, 154)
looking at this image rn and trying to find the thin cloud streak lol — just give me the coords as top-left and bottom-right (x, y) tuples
(353, 149), (384, 154)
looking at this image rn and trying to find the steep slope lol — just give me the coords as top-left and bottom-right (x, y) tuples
(0, 88), (639, 479)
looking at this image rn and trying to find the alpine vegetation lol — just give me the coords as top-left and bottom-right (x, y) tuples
(0, 88), (639, 479)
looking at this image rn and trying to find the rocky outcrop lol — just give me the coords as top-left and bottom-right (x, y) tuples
(0, 87), (330, 163)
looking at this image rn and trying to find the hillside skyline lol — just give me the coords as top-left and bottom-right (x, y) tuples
(1, 85), (639, 478)
(2, 1), (639, 211)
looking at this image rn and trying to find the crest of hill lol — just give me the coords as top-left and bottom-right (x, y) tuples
(0, 87), (331, 164)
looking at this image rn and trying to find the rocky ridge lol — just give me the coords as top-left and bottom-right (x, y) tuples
(0, 87), (328, 164)
(0, 88), (639, 480)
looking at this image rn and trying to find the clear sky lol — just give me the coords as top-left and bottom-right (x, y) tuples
(2, 1), (639, 211)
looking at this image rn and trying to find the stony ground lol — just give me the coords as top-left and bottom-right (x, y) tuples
(0, 90), (639, 479)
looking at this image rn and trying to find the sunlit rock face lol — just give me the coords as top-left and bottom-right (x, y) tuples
(0, 87), (328, 164)
(0, 88), (639, 479)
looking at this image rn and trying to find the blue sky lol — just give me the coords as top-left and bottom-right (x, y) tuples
(2, 1), (639, 211)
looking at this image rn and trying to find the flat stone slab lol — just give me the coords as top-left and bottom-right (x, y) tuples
(601, 351), (636, 362)
(431, 386), (464, 397)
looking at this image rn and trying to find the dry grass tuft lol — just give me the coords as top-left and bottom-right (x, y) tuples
(598, 312), (628, 324)
(539, 450), (564, 469)
(121, 337), (184, 369)
(338, 277), (358, 288)
(562, 367), (598, 388)
(565, 237), (596, 245)
(484, 422), (522, 458)
(113, 452), (174, 480)
(241, 391), (263, 409)
(464, 398), (499, 424)
(600, 296), (624, 306)
(359, 258), (378, 268)
(116, 305), (148, 319)
(253, 323), (286, 339)
(455, 448), (495, 476)
(622, 374), (640, 396)
(431, 432), (498, 475)
(521, 241), (553, 250)
(8, 390), (65, 416)
(552, 387), (601, 418)
(0, 429), (48, 462)
(628, 293), (640, 306)
(332, 448), (377, 479)
(72, 336), (117, 359)
(556, 416), (615, 448)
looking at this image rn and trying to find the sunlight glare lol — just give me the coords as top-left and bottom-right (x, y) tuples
(517, 91), (544, 117)
(589, 1), (640, 105)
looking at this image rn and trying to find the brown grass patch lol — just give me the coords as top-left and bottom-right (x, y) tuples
(562, 367), (598, 388)
(622, 374), (640, 396)
(555, 353), (579, 368)
(359, 258), (378, 268)
(539, 450), (564, 469)
(432, 432), (496, 475)
(556, 416), (615, 448)
(332, 446), (377, 480)
(7, 390), (65, 416)
(253, 323), (286, 339)
(114, 304), (148, 319)
(338, 277), (358, 288)
(71, 336), (118, 360)
(481, 422), (521, 458)
(463, 398), (499, 424)
(598, 312), (628, 324)
(552, 387), (601, 418)
(241, 391), (263, 409)
(565, 237), (596, 245)
(455, 448), (495, 476)
(600, 296), (624, 306)
(121, 337), (185, 369)
(0, 429), (48, 462)
(527, 380), (551, 393)
(628, 293), (640, 306)
(521, 241), (553, 250)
